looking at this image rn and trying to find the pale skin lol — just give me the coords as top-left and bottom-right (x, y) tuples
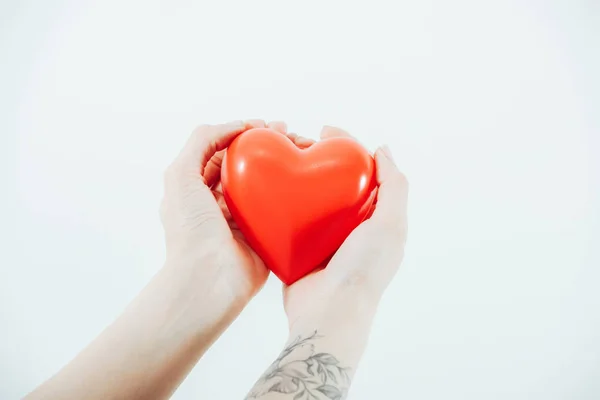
(25, 120), (408, 400)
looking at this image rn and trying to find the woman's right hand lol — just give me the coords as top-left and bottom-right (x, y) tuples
(245, 126), (408, 400)
(283, 126), (409, 331)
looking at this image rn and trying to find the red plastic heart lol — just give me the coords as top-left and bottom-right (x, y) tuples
(221, 128), (376, 285)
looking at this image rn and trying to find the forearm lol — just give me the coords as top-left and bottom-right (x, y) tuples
(26, 254), (246, 400)
(246, 288), (380, 400)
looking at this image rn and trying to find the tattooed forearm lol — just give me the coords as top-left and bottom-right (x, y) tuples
(245, 331), (351, 400)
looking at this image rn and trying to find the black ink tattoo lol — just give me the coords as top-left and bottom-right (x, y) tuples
(245, 331), (351, 400)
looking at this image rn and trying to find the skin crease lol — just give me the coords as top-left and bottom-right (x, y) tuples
(24, 121), (408, 400)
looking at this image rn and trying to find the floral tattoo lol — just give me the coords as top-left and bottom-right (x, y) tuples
(245, 331), (351, 400)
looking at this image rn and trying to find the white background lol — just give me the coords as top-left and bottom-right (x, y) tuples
(1, 0), (599, 399)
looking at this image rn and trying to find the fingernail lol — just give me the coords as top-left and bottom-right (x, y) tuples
(381, 145), (395, 161)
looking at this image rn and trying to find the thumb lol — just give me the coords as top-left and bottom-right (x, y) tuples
(370, 146), (409, 233)
(176, 121), (250, 175)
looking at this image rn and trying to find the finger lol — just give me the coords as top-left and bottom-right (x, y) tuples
(362, 186), (378, 220)
(370, 146), (409, 230)
(320, 125), (355, 140)
(203, 119), (265, 186)
(320, 126), (373, 156)
(177, 121), (249, 175)
(203, 151), (225, 188)
(212, 188), (233, 222)
(367, 190), (378, 218)
(284, 132), (315, 149)
(293, 135), (316, 149)
(268, 120), (287, 133)
(246, 119), (266, 129)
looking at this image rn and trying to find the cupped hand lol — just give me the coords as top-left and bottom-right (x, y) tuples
(160, 120), (305, 304)
(282, 126), (409, 330)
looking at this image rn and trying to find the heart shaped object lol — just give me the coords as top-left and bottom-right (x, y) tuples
(221, 128), (376, 285)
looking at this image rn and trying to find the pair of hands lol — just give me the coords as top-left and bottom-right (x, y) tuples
(160, 120), (409, 330)
(24, 119), (408, 400)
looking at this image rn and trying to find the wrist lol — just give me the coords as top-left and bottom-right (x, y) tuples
(164, 234), (222, 268)
(283, 288), (378, 390)
(162, 250), (249, 331)
(287, 283), (380, 337)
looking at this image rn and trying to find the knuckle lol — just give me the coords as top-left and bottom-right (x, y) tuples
(391, 171), (409, 190)
(192, 125), (215, 153)
(163, 162), (183, 184)
(159, 198), (168, 220)
(397, 171), (409, 187)
(193, 124), (211, 135)
(193, 125), (213, 143)
(377, 217), (407, 242)
(164, 163), (177, 178)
